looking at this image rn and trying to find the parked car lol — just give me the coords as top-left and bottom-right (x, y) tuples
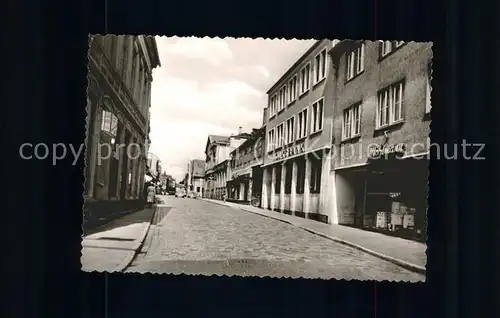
(187, 192), (198, 199)
(175, 189), (186, 198)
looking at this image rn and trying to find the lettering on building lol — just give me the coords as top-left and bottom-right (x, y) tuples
(369, 143), (406, 158)
(274, 144), (306, 160)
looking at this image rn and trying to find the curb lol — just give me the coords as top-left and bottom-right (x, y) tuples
(203, 199), (426, 275)
(115, 205), (158, 272)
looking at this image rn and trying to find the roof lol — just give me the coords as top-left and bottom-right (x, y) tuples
(229, 127), (265, 156)
(209, 135), (230, 144)
(266, 39), (324, 94)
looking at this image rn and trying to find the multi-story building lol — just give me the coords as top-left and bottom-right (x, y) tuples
(261, 39), (337, 223)
(159, 172), (175, 193)
(187, 159), (205, 196)
(147, 152), (161, 179)
(203, 129), (250, 199)
(228, 127), (265, 206)
(84, 35), (160, 222)
(328, 40), (431, 240)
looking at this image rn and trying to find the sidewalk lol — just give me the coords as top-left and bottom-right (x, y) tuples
(81, 206), (157, 272)
(203, 198), (427, 274)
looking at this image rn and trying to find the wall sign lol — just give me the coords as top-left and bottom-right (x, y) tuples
(274, 144), (306, 160)
(369, 143), (406, 158)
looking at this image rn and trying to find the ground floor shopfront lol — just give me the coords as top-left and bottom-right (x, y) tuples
(227, 166), (263, 206)
(83, 85), (148, 228)
(334, 156), (428, 242)
(261, 149), (334, 223)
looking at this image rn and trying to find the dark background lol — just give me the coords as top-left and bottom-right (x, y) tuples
(4, 0), (498, 317)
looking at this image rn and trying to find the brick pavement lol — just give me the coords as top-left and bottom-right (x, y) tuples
(125, 197), (424, 281)
(202, 199), (427, 273)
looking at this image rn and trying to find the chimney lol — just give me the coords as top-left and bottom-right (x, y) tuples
(238, 126), (243, 135)
(262, 107), (268, 126)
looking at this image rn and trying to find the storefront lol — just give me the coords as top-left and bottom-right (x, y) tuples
(335, 148), (428, 242)
(262, 146), (332, 223)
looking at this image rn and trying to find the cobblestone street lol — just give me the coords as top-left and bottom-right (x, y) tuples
(125, 196), (424, 281)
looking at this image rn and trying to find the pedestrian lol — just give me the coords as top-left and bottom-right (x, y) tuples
(146, 183), (156, 208)
(223, 192), (227, 203)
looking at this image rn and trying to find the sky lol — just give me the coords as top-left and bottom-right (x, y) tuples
(148, 37), (316, 181)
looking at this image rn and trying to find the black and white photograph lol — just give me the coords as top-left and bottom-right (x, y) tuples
(81, 36), (431, 282)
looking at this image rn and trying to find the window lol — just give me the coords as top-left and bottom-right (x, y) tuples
(267, 129), (275, 152)
(285, 116), (295, 145)
(426, 64), (432, 114)
(279, 85), (287, 111)
(342, 103), (361, 140)
(101, 110), (118, 136)
(313, 48), (327, 84)
(275, 168), (282, 194)
(310, 157), (322, 193)
(299, 63), (311, 95)
(288, 75), (298, 104)
(284, 163), (292, 194)
(296, 159), (305, 194)
(297, 108), (308, 139)
(269, 94), (278, 117)
(376, 81), (405, 129)
(311, 98), (324, 134)
(380, 41), (405, 58)
(346, 43), (365, 80)
(276, 123), (285, 148)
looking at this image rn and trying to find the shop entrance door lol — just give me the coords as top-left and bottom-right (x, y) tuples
(364, 171), (402, 229)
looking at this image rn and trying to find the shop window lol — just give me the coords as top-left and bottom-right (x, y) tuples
(284, 163), (293, 194)
(346, 42), (365, 81)
(310, 158), (322, 193)
(296, 159), (305, 194)
(101, 110), (118, 137)
(96, 159), (107, 186)
(376, 81), (405, 129)
(275, 167), (282, 194)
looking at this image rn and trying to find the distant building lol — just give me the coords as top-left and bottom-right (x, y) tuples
(159, 172), (175, 192)
(187, 159), (205, 196)
(228, 127), (265, 206)
(203, 128), (251, 199)
(147, 152), (161, 180)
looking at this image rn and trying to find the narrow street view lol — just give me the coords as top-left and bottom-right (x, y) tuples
(82, 36), (430, 282)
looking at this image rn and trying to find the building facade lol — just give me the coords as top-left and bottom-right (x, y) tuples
(203, 132), (249, 199)
(84, 35), (160, 220)
(261, 39), (337, 223)
(228, 127), (265, 206)
(329, 40), (431, 241)
(147, 152), (162, 179)
(187, 159), (205, 196)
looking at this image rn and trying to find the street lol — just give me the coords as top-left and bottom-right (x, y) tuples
(125, 195), (424, 281)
